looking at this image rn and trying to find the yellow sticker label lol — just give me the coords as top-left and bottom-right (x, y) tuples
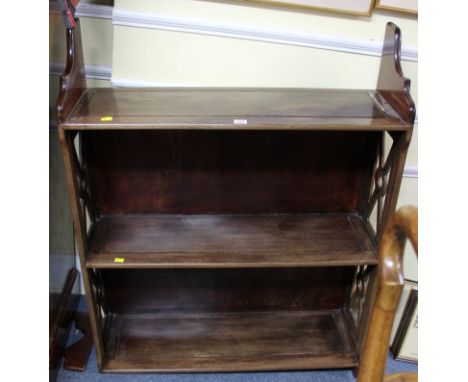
(100, 116), (113, 122)
(114, 257), (125, 263)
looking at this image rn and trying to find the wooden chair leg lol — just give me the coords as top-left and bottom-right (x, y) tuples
(63, 312), (94, 371)
(384, 372), (418, 382)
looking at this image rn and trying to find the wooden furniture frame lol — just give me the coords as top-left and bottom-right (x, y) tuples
(358, 205), (418, 382)
(49, 127), (80, 377)
(57, 20), (415, 373)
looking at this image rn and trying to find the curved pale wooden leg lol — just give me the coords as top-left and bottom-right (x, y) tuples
(384, 372), (418, 382)
(357, 206), (417, 382)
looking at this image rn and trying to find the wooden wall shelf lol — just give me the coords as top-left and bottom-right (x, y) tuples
(87, 214), (377, 269)
(103, 310), (357, 372)
(57, 21), (415, 373)
(61, 88), (410, 131)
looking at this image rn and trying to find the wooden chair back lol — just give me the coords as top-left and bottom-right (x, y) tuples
(358, 205), (418, 382)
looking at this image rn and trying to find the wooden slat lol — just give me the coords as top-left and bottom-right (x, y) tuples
(61, 88), (410, 131)
(86, 214), (377, 268)
(103, 310), (357, 372)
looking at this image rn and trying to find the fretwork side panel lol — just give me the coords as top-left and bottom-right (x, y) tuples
(359, 130), (412, 240)
(66, 133), (97, 236)
(58, 129), (106, 369)
(344, 265), (378, 354)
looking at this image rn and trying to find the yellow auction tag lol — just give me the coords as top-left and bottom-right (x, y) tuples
(114, 257), (125, 263)
(100, 116), (113, 122)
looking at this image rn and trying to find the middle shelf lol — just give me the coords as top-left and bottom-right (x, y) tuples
(86, 213), (377, 269)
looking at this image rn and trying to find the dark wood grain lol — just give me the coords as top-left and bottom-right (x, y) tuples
(87, 214), (377, 268)
(378, 131), (413, 241)
(56, 20), (86, 123)
(61, 88), (410, 131)
(85, 130), (376, 215)
(59, 128), (105, 370)
(376, 23), (416, 124)
(100, 267), (352, 314)
(63, 312), (94, 371)
(103, 310), (357, 372)
(56, 21), (415, 374)
(49, 268), (79, 369)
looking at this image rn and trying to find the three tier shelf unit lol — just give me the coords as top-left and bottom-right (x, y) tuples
(57, 21), (415, 373)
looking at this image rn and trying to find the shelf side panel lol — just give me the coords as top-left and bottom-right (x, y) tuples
(376, 22), (416, 124)
(56, 21), (86, 123)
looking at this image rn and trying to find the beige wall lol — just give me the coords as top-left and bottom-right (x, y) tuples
(398, 177), (418, 281)
(115, 0), (418, 45)
(49, 10), (112, 113)
(49, 13), (113, 67)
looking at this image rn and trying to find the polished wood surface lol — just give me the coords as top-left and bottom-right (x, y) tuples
(61, 88), (410, 131)
(376, 23), (416, 124)
(59, 120), (106, 369)
(63, 312), (93, 372)
(85, 130), (376, 215)
(103, 310), (357, 372)
(358, 206), (418, 382)
(56, 20), (86, 123)
(87, 214), (377, 268)
(100, 267), (353, 314)
(56, 20), (415, 373)
(99, 266), (359, 371)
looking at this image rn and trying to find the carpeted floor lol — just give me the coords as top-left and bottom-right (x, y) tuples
(57, 299), (417, 382)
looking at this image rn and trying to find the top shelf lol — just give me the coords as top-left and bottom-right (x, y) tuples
(60, 88), (411, 131)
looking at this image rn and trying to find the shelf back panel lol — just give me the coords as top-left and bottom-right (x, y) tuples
(100, 267), (353, 315)
(85, 130), (378, 215)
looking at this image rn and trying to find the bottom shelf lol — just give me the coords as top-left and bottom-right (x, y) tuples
(103, 310), (357, 372)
